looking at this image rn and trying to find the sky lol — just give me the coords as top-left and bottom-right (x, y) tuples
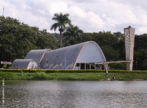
(0, 0), (147, 34)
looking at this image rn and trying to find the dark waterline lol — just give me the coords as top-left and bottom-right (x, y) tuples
(0, 81), (147, 108)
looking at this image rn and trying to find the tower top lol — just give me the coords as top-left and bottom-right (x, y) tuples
(127, 26), (132, 28)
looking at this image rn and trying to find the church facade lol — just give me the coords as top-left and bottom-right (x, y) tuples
(11, 41), (106, 69)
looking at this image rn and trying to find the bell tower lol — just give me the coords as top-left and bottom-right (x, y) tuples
(124, 26), (135, 70)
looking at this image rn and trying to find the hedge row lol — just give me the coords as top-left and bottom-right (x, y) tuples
(0, 69), (105, 73)
(0, 69), (147, 73)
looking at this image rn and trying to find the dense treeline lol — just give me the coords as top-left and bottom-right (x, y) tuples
(0, 16), (58, 67)
(0, 16), (147, 70)
(134, 35), (147, 70)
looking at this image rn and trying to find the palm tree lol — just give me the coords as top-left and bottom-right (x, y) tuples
(63, 25), (83, 45)
(50, 13), (71, 48)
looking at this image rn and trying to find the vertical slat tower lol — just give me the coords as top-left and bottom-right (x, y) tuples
(124, 26), (135, 70)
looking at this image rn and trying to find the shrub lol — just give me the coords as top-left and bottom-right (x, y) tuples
(2, 64), (7, 69)
(0, 72), (13, 79)
(32, 72), (47, 80)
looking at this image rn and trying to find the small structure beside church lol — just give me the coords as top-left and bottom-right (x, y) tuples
(11, 59), (39, 69)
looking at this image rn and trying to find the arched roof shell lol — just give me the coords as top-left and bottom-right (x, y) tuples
(40, 41), (106, 69)
(25, 49), (50, 62)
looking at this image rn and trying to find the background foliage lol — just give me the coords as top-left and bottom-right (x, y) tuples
(0, 16), (147, 70)
(0, 16), (58, 68)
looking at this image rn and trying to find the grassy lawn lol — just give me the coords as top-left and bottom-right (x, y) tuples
(0, 71), (147, 81)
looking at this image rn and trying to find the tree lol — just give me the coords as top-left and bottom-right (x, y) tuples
(50, 13), (71, 48)
(101, 45), (119, 61)
(0, 16), (58, 68)
(63, 24), (83, 45)
(0, 16), (38, 62)
(36, 29), (58, 49)
(113, 32), (124, 38)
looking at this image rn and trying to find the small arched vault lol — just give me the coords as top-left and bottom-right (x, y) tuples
(11, 59), (39, 69)
(40, 41), (106, 69)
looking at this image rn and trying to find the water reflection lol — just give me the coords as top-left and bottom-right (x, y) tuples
(2, 78), (5, 108)
(0, 81), (147, 108)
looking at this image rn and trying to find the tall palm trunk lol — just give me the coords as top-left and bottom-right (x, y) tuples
(51, 13), (71, 48)
(59, 28), (64, 48)
(60, 31), (63, 48)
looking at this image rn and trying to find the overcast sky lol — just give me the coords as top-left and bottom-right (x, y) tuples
(0, 0), (147, 34)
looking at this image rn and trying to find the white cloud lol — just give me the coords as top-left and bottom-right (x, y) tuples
(69, 6), (86, 18)
(0, 0), (147, 34)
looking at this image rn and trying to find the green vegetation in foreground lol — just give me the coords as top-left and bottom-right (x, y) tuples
(0, 71), (147, 81)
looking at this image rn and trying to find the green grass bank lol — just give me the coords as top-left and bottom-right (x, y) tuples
(0, 69), (147, 81)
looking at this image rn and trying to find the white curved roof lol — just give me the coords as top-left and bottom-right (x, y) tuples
(11, 59), (39, 69)
(25, 49), (50, 62)
(76, 41), (106, 63)
(40, 41), (106, 69)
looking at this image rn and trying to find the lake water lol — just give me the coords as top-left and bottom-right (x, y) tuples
(0, 80), (147, 108)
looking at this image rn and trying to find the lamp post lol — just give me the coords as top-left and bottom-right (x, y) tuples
(2, 78), (5, 106)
